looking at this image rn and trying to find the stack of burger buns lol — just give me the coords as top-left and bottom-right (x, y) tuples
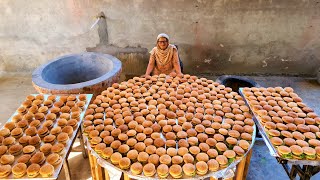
(84, 73), (255, 178)
(242, 87), (320, 160)
(0, 94), (89, 178)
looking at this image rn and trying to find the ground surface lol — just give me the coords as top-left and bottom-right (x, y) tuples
(0, 75), (319, 180)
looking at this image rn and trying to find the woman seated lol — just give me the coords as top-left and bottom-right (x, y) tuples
(145, 33), (182, 76)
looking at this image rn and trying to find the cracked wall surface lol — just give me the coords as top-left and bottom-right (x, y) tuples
(1, 0), (320, 77)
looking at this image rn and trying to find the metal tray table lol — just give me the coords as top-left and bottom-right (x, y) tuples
(0, 94), (92, 179)
(239, 88), (320, 180)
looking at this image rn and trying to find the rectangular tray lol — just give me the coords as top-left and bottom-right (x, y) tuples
(0, 94), (93, 179)
(239, 88), (320, 166)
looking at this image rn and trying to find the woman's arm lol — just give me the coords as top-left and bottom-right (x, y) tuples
(145, 53), (155, 76)
(172, 49), (182, 75)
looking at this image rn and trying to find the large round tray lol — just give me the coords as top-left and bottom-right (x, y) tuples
(84, 125), (256, 179)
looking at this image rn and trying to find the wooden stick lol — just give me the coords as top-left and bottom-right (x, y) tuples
(79, 126), (88, 158)
(88, 150), (97, 180)
(92, 155), (99, 180)
(96, 162), (104, 180)
(63, 158), (71, 180)
(235, 157), (247, 180)
(123, 173), (131, 180)
(104, 168), (110, 180)
(243, 149), (253, 180)
(92, 155), (103, 180)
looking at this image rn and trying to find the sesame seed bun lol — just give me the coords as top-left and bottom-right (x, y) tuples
(169, 164), (183, 178)
(195, 161), (208, 175)
(12, 163), (27, 178)
(143, 163), (156, 177)
(130, 162), (143, 175)
(17, 154), (31, 164)
(119, 157), (131, 170)
(47, 153), (62, 166)
(27, 163), (40, 178)
(30, 152), (46, 165)
(207, 159), (219, 172)
(39, 164), (54, 178)
(157, 164), (169, 178)
(0, 155), (14, 165)
(110, 152), (122, 165)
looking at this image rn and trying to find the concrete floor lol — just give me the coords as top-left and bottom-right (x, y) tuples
(0, 74), (320, 180)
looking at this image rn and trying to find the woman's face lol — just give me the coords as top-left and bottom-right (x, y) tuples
(157, 37), (169, 50)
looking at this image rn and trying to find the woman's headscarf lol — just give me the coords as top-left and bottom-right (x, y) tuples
(150, 33), (177, 66)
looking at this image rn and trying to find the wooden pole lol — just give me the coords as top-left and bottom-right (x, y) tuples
(104, 168), (110, 180)
(123, 173), (131, 180)
(63, 158), (71, 180)
(92, 155), (104, 180)
(88, 150), (97, 180)
(79, 126), (88, 158)
(243, 149), (253, 180)
(235, 157), (246, 180)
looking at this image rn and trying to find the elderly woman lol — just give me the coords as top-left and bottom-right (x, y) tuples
(145, 33), (182, 76)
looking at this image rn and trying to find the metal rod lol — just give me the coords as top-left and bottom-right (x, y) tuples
(276, 158), (292, 179)
(281, 163), (292, 179)
(289, 165), (298, 179)
(311, 166), (320, 176)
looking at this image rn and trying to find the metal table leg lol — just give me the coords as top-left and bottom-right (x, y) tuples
(300, 165), (320, 180)
(277, 157), (320, 180)
(63, 158), (71, 180)
(79, 125), (88, 158)
(289, 165), (298, 179)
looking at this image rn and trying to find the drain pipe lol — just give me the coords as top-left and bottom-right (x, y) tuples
(90, 12), (109, 45)
(317, 67), (320, 84)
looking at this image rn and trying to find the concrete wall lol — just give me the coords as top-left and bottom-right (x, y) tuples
(1, 0), (320, 77)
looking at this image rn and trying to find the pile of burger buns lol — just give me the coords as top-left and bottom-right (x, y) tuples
(84, 73), (255, 178)
(242, 87), (320, 160)
(0, 94), (87, 178)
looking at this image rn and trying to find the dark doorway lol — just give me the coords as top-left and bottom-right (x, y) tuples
(216, 75), (259, 92)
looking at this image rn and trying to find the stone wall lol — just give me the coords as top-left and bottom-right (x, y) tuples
(1, 0), (320, 77)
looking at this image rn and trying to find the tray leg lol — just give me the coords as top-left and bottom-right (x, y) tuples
(123, 173), (131, 180)
(302, 165), (309, 180)
(88, 150), (97, 180)
(235, 148), (252, 180)
(292, 164), (307, 180)
(79, 126), (88, 158)
(92, 155), (104, 180)
(289, 165), (298, 180)
(303, 165), (320, 179)
(310, 165), (320, 176)
(63, 158), (71, 180)
(235, 157), (246, 180)
(290, 165), (320, 180)
(104, 168), (110, 180)
(243, 149), (253, 179)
